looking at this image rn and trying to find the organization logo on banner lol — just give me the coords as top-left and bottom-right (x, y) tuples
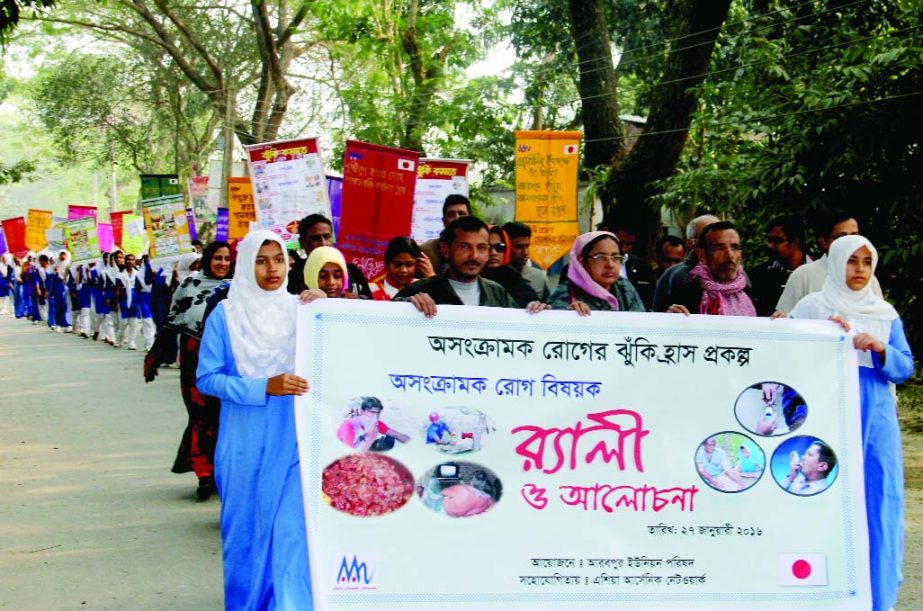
(563, 144), (578, 155)
(334, 555), (376, 590)
(517, 144), (531, 152)
(347, 151), (364, 161)
(397, 159), (415, 172)
(778, 553), (828, 586)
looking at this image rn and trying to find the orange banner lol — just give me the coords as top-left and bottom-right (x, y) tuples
(514, 130), (582, 269)
(228, 177), (256, 241)
(25, 208), (53, 252)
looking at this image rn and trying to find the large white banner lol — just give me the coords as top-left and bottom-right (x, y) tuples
(295, 301), (870, 610)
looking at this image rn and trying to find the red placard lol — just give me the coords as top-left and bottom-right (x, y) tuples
(110, 211), (129, 249)
(1, 216), (28, 257)
(339, 140), (420, 280)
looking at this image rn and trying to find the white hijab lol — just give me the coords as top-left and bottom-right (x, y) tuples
(790, 235), (897, 366)
(225, 230), (297, 378)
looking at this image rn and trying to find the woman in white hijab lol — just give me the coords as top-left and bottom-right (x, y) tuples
(789, 234), (914, 611)
(196, 230), (313, 610)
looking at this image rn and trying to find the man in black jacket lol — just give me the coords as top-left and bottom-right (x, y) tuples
(286, 213), (371, 298)
(395, 216), (518, 316)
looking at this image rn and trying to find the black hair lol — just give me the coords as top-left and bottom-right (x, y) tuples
(656, 234), (685, 253)
(816, 208), (856, 237)
(440, 216), (489, 245)
(384, 236), (421, 265)
(191, 239), (203, 247)
(360, 396), (384, 412)
(39, 254), (49, 264)
(768, 215), (805, 244)
(501, 221), (532, 240)
(579, 234), (620, 259)
(442, 194), (471, 217)
(813, 441), (837, 478)
(298, 213), (333, 237)
(698, 221), (738, 251)
(201, 240), (232, 280)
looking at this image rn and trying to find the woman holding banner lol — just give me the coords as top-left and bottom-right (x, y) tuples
(196, 230), (313, 610)
(146, 241), (232, 501)
(528, 231), (645, 315)
(789, 235), (915, 611)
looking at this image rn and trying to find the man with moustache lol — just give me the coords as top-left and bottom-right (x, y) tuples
(666, 221), (756, 317)
(394, 216), (518, 316)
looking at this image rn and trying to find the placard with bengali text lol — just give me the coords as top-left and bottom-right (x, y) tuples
(295, 301), (869, 611)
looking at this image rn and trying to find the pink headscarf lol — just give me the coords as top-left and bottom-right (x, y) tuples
(688, 260), (756, 316)
(567, 231), (620, 311)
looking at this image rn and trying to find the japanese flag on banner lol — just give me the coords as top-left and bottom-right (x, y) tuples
(778, 553), (828, 586)
(397, 158), (415, 172)
(563, 143), (578, 155)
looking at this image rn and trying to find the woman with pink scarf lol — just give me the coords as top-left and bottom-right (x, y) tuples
(528, 231), (645, 315)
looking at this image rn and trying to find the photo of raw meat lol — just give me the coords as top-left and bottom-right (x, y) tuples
(322, 453), (415, 517)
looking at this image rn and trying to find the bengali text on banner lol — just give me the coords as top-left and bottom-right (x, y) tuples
(295, 301), (870, 611)
(339, 140), (420, 280)
(245, 137), (330, 247)
(1, 217), (27, 256)
(411, 159), (470, 243)
(142, 195), (194, 260)
(25, 209), (53, 252)
(514, 130), (583, 269)
(62, 217), (101, 262)
(227, 177), (257, 242)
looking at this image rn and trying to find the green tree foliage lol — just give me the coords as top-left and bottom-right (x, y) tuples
(29, 53), (217, 175)
(655, 0), (922, 350)
(0, 0), (53, 44)
(312, 0), (506, 157)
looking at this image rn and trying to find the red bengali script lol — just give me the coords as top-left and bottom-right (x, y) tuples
(513, 409), (698, 513)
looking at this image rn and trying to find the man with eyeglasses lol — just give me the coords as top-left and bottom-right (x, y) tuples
(748, 216), (810, 316)
(666, 221), (756, 317)
(773, 209), (881, 316)
(395, 216), (519, 316)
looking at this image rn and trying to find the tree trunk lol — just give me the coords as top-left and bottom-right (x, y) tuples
(601, 0), (732, 254)
(567, 0), (623, 169)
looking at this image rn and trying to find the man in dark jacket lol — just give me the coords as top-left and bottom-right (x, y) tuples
(395, 216), (518, 316)
(286, 213), (371, 298)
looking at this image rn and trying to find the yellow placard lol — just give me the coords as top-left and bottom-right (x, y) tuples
(25, 208), (53, 252)
(514, 130), (582, 269)
(122, 214), (146, 256)
(228, 177), (256, 241)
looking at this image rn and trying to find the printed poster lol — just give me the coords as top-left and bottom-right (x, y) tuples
(227, 177), (256, 241)
(110, 211), (129, 249)
(339, 140), (420, 279)
(0, 226), (6, 255)
(245, 137), (330, 247)
(142, 195), (194, 260)
(1, 217), (27, 256)
(411, 159), (470, 243)
(215, 208), (230, 242)
(62, 217), (101, 262)
(121, 214), (146, 256)
(97, 223), (114, 252)
(187, 176), (214, 221)
(45, 216), (67, 251)
(25, 209), (53, 252)
(295, 301), (870, 611)
(514, 131), (583, 269)
(68, 205), (98, 221)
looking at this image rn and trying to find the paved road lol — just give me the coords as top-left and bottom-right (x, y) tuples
(0, 317), (223, 610)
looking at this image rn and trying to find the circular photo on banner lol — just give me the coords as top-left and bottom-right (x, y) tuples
(422, 407), (496, 454)
(771, 436), (839, 497)
(694, 431), (765, 493)
(417, 462), (502, 518)
(335, 396), (414, 453)
(735, 381), (808, 437)
(322, 453), (415, 517)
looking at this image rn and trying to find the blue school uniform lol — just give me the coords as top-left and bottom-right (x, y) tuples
(0, 265), (11, 298)
(14, 269), (30, 318)
(196, 303), (313, 611)
(28, 267), (44, 322)
(861, 317), (914, 611)
(49, 270), (71, 327)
